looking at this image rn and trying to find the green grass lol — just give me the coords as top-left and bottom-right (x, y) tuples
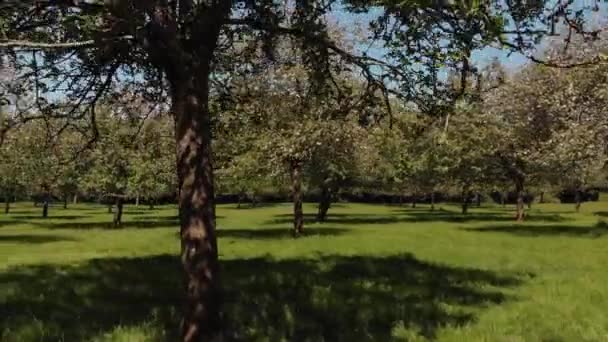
(1, 199), (608, 341)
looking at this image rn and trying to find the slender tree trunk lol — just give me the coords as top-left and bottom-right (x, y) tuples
(135, 194), (140, 207)
(113, 197), (123, 227)
(502, 191), (507, 208)
(4, 195), (9, 214)
(476, 192), (481, 207)
(317, 185), (331, 222)
(171, 70), (222, 342)
(461, 187), (470, 215)
(291, 160), (304, 237)
(515, 181), (525, 222)
(539, 191), (544, 204)
(575, 189), (582, 213)
(149, 199), (155, 210)
(63, 193), (68, 209)
(42, 192), (49, 218)
(73, 193), (78, 205)
(107, 203), (113, 213)
(430, 192), (435, 211)
(399, 194), (403, 206)
(236, 191), (243, 209)
(411, 193), (417, 209)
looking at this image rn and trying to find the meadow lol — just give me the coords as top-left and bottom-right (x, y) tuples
(1, 199), (608, 341)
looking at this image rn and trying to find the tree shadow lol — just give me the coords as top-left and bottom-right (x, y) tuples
(0, 253), (525, 341)
(269, 211), (567, 226)
(5, 215), (87, 220)
(594, 211), (608, 218)
(218, 227), (350, 240)
(463, 223), (608, 238)
(0, 234), (78, 244)
(30, 219), (180, 230)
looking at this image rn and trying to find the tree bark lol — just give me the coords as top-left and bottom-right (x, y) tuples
(171, 70), (222, 342)
(63, 194), (68, 209)
(411, 193), (417, 209)
(135, 194), (140, 207)
(107, 203), (113, 213)
(317, 185), (332, 222)
(113, 197), (123, 227)
(476, 192), (481, 207)
(430, 192), (435, 211)
(291, 160), (304, 237)
(4, 196), (9, 214)
(149, 199), (155, 210)
(515, 181), (525, 222)
(502, 191), (507, 208)
(73, 193), (78, 205)
(575, 189), (582, 213)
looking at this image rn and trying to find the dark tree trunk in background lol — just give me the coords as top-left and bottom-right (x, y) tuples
(149, 200), (155, 210)
(113, 197), (123, 227)
(4, 196), (9, 214)
(539, 191), (544, 203)
(42, 192), (49, 218)
(236, 191), (244, 209)
(317, 185), (331, 222)
(430, 192), (435, 211)
(515, 181), (525, 221)
(476, 192), (481, 207)
(411, 194), (417, 209)
(63, 194), (68, 209)
(107, 204), (113, 213)
(399, 194), (403, 206)
(135, 194), (140, 207)
(575, 189), (582, 213)
(461, 190), (469, 215)
(73, 193), (78, 205)
(291, 161), (304, 237)
(502, 191), (507, 208)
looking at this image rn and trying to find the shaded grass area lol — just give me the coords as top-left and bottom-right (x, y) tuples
(1, 200), (608, 341)
(0, 254), (523, 341)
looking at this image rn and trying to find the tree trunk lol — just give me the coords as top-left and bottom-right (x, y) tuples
(539, 191), (544, 204)
(502, 191), (507, 208)
(575, 189), (582, 213)
(63, 194), (68, 209)
(135, 194), (140, 207)
(461, 187), (469, 215)
(73, 193), (78, 204)
(4, 196), (9, 214)
(113, 197), (123, 227)
(291, 161), (304, 237)
(515, 182), (525, 222)
(171, 71), (222, 342)
(476, 192), (481, 207)
(149, 199), (155, 210)
(42, 193), (49, 218)
(317, 185), (331, 222)
(430, 192), (435, 211)
(411, 194), (417, 209)
(107, 203), (113, 213)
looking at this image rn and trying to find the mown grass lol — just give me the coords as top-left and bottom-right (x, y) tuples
(1, 199), (608, 341)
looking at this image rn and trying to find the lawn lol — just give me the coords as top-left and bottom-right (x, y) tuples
(1, 199), (607, 341)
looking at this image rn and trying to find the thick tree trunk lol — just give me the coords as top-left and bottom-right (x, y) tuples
(113, 197), (123, 227)
(172, 74), (222, 342)
(515, 182), (525, 222)
(430, 192), (435, 211)
(316, 185), (331, 222)
(575, 189), (582, 213)
(291, 161), (304, 237)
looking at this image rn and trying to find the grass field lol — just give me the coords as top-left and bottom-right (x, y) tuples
(1, 199), (608, 341)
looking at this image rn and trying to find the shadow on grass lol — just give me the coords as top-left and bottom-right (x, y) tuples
(30, 219), (179, 230)
(218, 227), (350, 240)
(0, 254), (524, 341)
(0, 234), (78, 244)
(463, 223), (608, 238)
(5, 215), (87, 220)
(269, 211), (567, 226)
